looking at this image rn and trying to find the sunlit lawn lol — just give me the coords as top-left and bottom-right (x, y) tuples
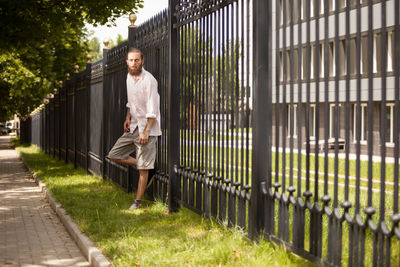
(17, 144), (314, 267)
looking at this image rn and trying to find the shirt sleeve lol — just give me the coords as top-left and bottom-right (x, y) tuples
(146, 77), (159, 119)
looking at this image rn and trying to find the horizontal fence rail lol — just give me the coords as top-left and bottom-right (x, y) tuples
(19, 0), (400, 266)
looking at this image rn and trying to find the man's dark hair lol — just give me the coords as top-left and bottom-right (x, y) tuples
(127, 47), (143, 59)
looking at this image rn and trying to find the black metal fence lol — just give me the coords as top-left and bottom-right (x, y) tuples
(20, 0), (400, 266)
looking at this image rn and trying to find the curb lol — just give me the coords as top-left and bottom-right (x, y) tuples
(19, 156), (112, 267)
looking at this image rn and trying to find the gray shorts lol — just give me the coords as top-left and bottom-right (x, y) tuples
(107, 129), (157, 170)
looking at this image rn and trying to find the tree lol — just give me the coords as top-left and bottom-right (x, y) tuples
(0, 53), (49, 121)
(0, 0), (144, 119)
(0, 0), (144, 51)
(116, 34), (127, 45)
(89, 37), (102, 62)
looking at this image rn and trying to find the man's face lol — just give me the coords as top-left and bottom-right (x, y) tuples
(126, 52), (144, 76)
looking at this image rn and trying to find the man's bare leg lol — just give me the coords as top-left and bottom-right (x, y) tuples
(110, 156), (137, 167)
(136, 170), (149, 200)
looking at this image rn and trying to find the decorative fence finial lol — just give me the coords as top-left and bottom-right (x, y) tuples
(103, 39), (110, 49)
(59, 80), (63, 87)
(74, 65), (79, 73)
(87, 54), (92, 63)
(66, 73), (70, 80)
(129, 13), (137, 28)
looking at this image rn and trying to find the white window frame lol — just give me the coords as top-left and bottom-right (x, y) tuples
(288, 104), (298, 138)
(353, 103), (368, 144)
(386, 103), (394, 145)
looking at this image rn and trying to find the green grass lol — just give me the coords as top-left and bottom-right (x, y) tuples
(16, 144), (314, 267)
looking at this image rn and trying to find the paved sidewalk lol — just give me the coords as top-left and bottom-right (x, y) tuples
(0, 136), (89, 267)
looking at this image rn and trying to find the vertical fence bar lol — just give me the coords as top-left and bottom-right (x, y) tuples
(211, 7), (219, 219)
(73, 71), (77, 169)
(195, 11), (201, 213)
(189, 16), (195, 209)
(273, 0), (281, 239)
(128, 25), (137, 193)
(350, 0), (363, 265)
(168, 0), (180, 212)
(58, 82), (62, 160)
(102, 47), (109, 178)
(379, 1), (388, 265)
(293, 0), (305, 251)
(202, 8), (210, 219)
(63, 80), (67, 163)
(393, 0), (400, 219)
(227, 3), (235, 227)
(249, 0), (271, 239)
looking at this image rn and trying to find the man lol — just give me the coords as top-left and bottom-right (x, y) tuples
(108, 47), (162, 210)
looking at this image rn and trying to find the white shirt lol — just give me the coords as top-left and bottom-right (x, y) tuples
(126, 68), (162, 136)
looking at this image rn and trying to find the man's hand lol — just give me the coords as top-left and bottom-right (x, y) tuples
(139, 118), (155, 144)
(139, 132), (149, 144)
(124, 119), (130, 132)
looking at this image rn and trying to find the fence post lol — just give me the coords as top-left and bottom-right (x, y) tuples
(73, 65), (79, 169)
(127, 15), (137, 191)
(58, 81), (63, 160)
(128, 14), (137, 48)
(45, 104), (48, 154)
(249, 0), (272, 239)
(53, 94), (56, 158)
(102, 42), (110, 178)
(86, 57), (92, 174)
(167, 0), (180, 212)
(65, 74), (69, 164)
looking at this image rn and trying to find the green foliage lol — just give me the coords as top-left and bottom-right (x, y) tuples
(88, 37), (102, 62)
(0, 53), (49, 121)
(116, 34), (127, 45)
(0, 0), (143, 119)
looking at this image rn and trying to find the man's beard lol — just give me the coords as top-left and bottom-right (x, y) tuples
(128, 65), (142, 76)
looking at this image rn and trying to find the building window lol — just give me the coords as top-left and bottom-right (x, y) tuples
(288, 104), (298, 138)
(279, 51), (283, 81)
(311, 44), (315, 79)
(386, 103), (394, 144)
(330, 104), (341, 139)
(320, 43), (325, 78)
(373, 33), (378, 73)
(308, 104), (316, 140)
(388, 31), (393, 72)
(320, 0), (324, 15)
(353, 103), (368, 143)
(310, 0), (315, 17)
(329, 41), (335, 77)
(361, 35), (368, 74)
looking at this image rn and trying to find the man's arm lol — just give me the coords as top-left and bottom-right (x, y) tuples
(124, 108), (131, 132)
(139, 118), (155, 144)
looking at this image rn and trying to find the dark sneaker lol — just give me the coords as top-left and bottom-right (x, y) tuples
(128, 199), (141, 210)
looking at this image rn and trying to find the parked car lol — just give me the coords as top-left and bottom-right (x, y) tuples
(6, 120), (16, 133)
(0, 125), (8, 135)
